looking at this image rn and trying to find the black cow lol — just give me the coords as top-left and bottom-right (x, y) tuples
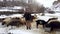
(36, 20), (47, 28)
(45, 20), (60, 31)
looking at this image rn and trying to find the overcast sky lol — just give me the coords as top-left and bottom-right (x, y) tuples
(35, 0), (57, 7)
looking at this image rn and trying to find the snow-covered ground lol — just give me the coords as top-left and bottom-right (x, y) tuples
(0, 14), (23, 19)
(0, 15), (8, 19)
(0, 22), (45, 34)
(45, 13), (60, 21)
(0, 21), (59, 34)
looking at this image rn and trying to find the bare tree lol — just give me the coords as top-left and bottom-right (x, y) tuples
(53, 1), (58, 5)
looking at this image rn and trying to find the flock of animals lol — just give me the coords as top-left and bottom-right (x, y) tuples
(1, 15), (36, 27)
(1, 15), (60, 32)
(2, 17), (26, 27)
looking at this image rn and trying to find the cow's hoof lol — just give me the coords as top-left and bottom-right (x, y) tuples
(44, 27), (52, 32)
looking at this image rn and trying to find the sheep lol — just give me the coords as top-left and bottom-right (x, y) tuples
(2, 17), (12, 26)
(2, 17), (26, 27)
(19, 17), (26, 25)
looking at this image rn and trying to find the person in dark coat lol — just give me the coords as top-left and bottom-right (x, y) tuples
(24, 12), (32, 30)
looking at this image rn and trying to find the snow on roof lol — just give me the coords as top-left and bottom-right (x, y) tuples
(8, 14), (23, 18)
(0, 9), (13, 12)
(13, 6), (23, 9)
(0, 6), (23, 12)
(1, 6), (23, 10)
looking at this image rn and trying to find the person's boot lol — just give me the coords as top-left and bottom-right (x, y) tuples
(27, 27), (28, 30)
(29, 27), (31, 30)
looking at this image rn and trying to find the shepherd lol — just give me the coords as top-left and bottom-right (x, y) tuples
(24, 11), (32, 30)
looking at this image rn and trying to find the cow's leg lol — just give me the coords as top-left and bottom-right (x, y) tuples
(43, 24), (46, 28)
(43, 25), (44, 28)
(36, 23), (39, 28)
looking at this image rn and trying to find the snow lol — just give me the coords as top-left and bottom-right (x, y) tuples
(37, 15), (53, 21)
(13, 6), (23, 9)
(45, 13), (60, 17)
(0, 28), (8, 34)
(8, 14), (23, 18)
(0, 13), (60, 21)
(0, 6), (23, 12)
(8, 30), (33, 34)
(0, 15), (8, 19)
(0, 9), (13, 12)
(0, 23), (41, 34)
(35, 13), (60, 21)
(0, 14), (23, 19)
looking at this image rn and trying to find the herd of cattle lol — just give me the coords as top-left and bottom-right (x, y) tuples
(1, 15), (60, 32)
